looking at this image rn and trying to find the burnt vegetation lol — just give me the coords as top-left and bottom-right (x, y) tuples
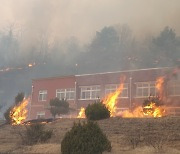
(121, 118), (180, 152)
(0, 117), (180, 153)
(17, 123), (53, 145)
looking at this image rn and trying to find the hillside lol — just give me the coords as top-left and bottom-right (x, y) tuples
(0, 117), (180, 154)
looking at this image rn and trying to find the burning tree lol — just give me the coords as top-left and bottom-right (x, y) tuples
(10, 98), (28, 125)
(142, 97), (165, 117)
(4, 92), (29, 125)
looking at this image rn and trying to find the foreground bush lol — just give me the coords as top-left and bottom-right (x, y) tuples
(61, 121), (111, 154)
(19, 123), (53, 145)
(85, 101), (110, 120)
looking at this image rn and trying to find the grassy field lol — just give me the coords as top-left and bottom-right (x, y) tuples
(0, 117), (180, 154)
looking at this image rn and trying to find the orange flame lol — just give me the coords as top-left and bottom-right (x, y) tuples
(103, 77), (125, 117)
(77, 107), (85, 118)
(28, 62), (36, 67)
(143, 102), (165, 117)
(122, 101), (165, 118)
(0, 62), (37, 73)
(10, 98), (29, 125)
(121, 106), (144, 118)
(28, 64), (33, 67)
(156, 77), (165, 100)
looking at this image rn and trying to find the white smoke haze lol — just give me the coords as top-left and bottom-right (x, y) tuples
(0, 0), (180, 114)
(1, 0), (180, 44)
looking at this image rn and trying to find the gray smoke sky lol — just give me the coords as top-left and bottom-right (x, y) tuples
(0, 0), (180, 43)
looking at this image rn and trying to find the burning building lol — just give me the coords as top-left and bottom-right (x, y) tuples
(29, 67), (180, 120)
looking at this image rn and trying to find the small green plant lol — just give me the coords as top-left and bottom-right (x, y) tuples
(61, 121), (111, 154)
(18, 123), (53, 145)
(85, 100), (110, 120)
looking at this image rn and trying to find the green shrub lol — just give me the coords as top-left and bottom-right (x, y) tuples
(61, 121), (111, 154)
(85, 101), (110, 120)
(20, 123), (53, 145)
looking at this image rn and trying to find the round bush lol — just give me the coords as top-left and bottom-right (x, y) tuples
(85, 101), (110, 120)
(61, 121), (111, 154)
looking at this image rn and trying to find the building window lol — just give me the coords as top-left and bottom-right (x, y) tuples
(56, 88), (75, 100)
(105, 84), (128, 98)
(38, 90), (47, 101)
(80, 85), (100, 100)
(36, 111), (45, 119)
(136, 82), (156, 98)
(168, 80), (180, 96)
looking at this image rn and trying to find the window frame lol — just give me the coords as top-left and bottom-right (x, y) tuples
(38, 90), (47, 101)
(80, 85), (101, 100)
(56, 88), (75, 100)
(168, 80), (180, 96)
(135, 81), (157, 98)
(36, 111), (45, 119)
(105, 83), (129, 98)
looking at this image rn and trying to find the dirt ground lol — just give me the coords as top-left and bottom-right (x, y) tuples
(0, 117), (180, 154)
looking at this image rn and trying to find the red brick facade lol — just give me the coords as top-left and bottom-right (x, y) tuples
(29, 67), (180, 120)
(30, 76), (75, 119)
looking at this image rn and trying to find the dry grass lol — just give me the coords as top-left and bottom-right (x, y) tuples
(0, 117), (180, 154)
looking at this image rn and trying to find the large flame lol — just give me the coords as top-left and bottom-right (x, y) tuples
(10, 98), (29, 125)
(103, 82), (124, 117)
(103, 77), (125, 117)
(77, 107), (85, 118)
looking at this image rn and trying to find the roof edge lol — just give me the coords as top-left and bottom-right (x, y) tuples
(32, 75), (75, 81)
(75, 67), (173, 77)
(32, 66), (174, 81)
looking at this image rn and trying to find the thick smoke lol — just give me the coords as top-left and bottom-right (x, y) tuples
(1, 0), (180, 43)
(0, 0), (180, 116)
